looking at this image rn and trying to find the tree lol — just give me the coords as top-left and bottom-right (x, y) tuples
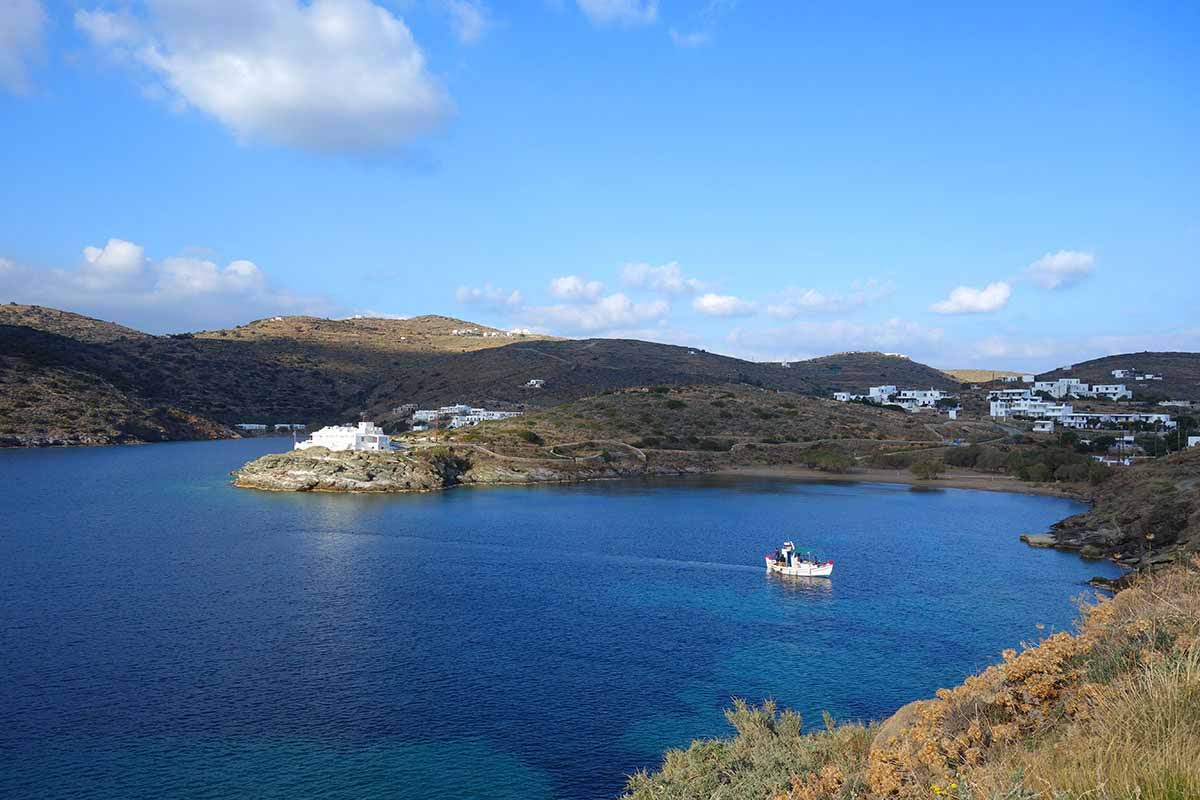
(910, 459), (946, 480)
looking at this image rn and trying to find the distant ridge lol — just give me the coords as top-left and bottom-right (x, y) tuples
(0, 304), (976, 445)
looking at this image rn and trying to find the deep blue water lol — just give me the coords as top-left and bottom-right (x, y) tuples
(0, 438), (1119, 799)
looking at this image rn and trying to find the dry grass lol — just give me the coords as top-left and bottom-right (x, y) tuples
(623, 559), (1200, 800)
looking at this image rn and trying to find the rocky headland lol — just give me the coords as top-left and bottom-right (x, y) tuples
(230, 443), (702, 493)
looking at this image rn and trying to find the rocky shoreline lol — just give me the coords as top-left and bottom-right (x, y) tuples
(230, 444), (707, 494)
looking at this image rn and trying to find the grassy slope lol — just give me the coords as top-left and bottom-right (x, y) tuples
(942, 369), (1025, 383)
(622, 561), (1200, 800)
(436, 385), (1003, 461)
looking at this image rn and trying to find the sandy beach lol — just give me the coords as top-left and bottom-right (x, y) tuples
(715, 465), (1091, 500)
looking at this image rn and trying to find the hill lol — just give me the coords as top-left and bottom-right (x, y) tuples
(942, 368), (1025, 383)
(1, 304), (962, 446)
(1038, 351), (1200, 402)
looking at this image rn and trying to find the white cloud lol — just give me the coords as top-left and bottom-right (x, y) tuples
(74, 8), (143, 47)
(549, 275), (605, 301)
(0, 239), (331, 332)
(668, 0), (734, 47)
(669, 29), (710, 47)
(455, 284), (523, 306)
(577, 0), (657, 26)
(0, 0), (46, 94)
(930, 281), (1011, 314)
(524, 293), (668, 333)
(620, 261), (704, 294)
(75, 0), (452, 154)
(728, 318), (946, 361)
(693, 292), (755, 317)
(766, 278), (894, 318)
(1026, 250), (1095, 290)
(440, 0), (488, 44)
(80, 238), (147, 289)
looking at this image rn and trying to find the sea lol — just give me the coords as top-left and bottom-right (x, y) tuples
(0, 438), (1120, 799)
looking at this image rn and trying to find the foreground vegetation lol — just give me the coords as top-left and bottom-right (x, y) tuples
(622, 560), (1200, 800)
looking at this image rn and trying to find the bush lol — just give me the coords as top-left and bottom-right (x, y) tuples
(943, 445), (982, 469)
(799, 447), (855, 473)
(516, 430), (543, 445)
(664, 399), (687, 410)
(910, 459), (945, 480)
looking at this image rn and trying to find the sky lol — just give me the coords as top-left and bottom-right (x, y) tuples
(1, 0), (1197, 370)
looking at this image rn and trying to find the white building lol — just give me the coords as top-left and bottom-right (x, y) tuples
(1087, 384), (1133, 401)
(1033, 419), (1055, 433)
(1059, 412), (1176, 430)
(295, 421), (392, 452)
(898, 389), (949, 406)
(524, 379), (546, 389)
(1188, 436), (1200, 448)
(447, 409), (524, 429)
(1033, 378), (1086, 399)
(236, 423), (268, 431)
(990, 400), (1074, 420)
(833, 392), (853, 402)
(868, 385), (897, 401)
(987, 388), (1034, 402)
(1111, 369), (1129, 379)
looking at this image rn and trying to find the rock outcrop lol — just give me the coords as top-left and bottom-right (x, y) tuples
(231, 445), (671, 493)
(1027, 447), (1200, 568)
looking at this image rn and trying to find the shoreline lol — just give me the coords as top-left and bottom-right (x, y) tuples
(713, 464), (1091, 501)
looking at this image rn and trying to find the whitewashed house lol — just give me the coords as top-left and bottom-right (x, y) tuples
(897, 389), (949, 407)
(295, 421), (392, 452)
(236, 423), (268, 431)
(448, 409), (523, 428)
(833, 392), (853, 402)
(1033, 419), (1055, 433)
(990, 400), (1074, 420)
(1033, 378), (1086, 399)
(987, 388), (1034, 402)
(868, 385), (898, 402)
(1188, 436), (1200, 448)
(524, 379), (546, 389)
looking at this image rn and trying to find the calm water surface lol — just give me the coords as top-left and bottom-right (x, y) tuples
(0, 438), (1119, 799)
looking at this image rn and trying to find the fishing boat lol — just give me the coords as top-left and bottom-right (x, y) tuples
(764, 541), (833, 577)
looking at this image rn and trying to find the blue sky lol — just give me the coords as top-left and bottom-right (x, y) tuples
(1, 0), (1197, 370)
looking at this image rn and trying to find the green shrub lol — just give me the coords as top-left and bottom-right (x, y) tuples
(516, 430), (543, 445)
(910, 459), (945, 480)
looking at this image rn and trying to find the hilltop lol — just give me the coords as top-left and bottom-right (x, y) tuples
(1, 304), (960, 446)
(1038, 351), (1200, 402)
(942, 368), (1026, 383)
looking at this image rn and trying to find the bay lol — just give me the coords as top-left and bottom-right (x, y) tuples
(0, 438), (1119, 799)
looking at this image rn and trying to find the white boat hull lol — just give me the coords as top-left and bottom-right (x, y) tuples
(764, 556), (833, 577)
